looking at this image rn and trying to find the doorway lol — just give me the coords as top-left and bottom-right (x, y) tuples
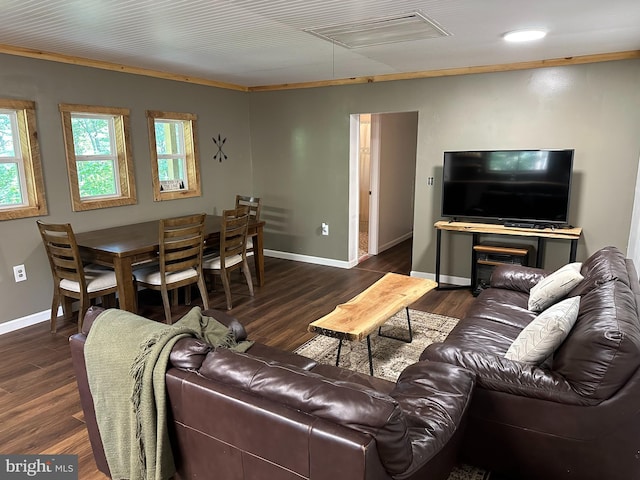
(349, 111), (419, 267)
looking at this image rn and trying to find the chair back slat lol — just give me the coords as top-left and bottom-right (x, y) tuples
(235, 195), (262, 222)
(220, 206), (250, 266)
(37, 222), (86, 287)
(159, 213), (207, 277)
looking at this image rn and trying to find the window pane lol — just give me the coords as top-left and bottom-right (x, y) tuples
(155, 121), (184, 155)
(158, 158), (186, 182)
(71, 117), (113, 155)
(77, 160), (117, 197)
(0, 113), (16, 157)
(0, 163), (22, 205)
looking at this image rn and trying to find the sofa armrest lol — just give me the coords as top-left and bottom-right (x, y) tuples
(490, 264), (549, 293)
(389, 361), (475, 478)
(422, 343), (592, 405)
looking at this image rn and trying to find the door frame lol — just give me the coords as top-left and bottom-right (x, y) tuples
(349, 113), (380, 266)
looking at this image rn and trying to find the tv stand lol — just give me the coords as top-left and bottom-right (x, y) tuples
(434, 221), (582, 290)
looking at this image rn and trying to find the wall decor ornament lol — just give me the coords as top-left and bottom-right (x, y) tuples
(213, 134), (228, 162)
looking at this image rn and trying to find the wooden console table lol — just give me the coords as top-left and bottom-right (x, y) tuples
(434, 221), (582, 289)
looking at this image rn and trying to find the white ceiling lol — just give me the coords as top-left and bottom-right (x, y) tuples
(1, 0), (639, 88)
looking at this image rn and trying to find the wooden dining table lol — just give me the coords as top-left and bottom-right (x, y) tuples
(74, 215), (265, 313)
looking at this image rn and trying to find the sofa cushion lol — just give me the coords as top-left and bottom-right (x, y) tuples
(528, 262), (583, 311)
(505, 296), (580, 364)
(490, 264), (549, 294)
(199, 347), (413, 475)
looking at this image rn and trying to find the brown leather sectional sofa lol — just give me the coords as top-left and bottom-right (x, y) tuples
(70, 308), (475, 480)
(71, 246), (640, 479)
(422, 246), (640, 479)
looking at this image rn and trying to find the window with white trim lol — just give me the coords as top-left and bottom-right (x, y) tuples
(59, 104), (136, 211)
(147, 110), (201, 201)
(0, 99), (47, 221)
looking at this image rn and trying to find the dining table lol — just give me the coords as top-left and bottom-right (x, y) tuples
(74, 215), (265, 313)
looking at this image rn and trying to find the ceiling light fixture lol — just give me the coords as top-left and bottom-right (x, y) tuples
(503, 29), (547, 42)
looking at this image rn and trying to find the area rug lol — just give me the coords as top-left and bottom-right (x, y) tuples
(295, 309), (491, 480)
(295, 309), (459, 382)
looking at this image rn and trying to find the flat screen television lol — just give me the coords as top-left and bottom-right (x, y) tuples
(441, 149), (574, 227)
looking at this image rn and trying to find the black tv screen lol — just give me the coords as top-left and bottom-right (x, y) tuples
(441, 149), (574, 226)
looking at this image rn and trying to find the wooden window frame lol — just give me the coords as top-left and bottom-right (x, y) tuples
(59, 103), (136, 211)
(0, 99), (47, 221)
(146, 110), (201, 201)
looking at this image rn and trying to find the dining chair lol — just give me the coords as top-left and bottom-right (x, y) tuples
(37, 220), (118, 333)
(235, 195), (261, 258)
(134, 213), (210, 324)
(202, 206), (254, 310)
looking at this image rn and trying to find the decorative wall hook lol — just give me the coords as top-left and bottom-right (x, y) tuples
(213, 134), (228, 162)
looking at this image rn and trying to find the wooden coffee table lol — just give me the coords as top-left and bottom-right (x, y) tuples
(308, 273), (437, 375)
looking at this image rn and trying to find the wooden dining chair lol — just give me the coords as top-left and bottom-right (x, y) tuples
(134, 213), (209, 324)
(37, 220), (118, 333)
(202, 206), (254, 310)
(235, 195), (261, 258)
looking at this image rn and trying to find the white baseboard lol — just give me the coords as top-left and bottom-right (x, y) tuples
(0, 308), (56, 335)
(410, 270), (471, 286)
(378, 231), (413, 253)
(264, 249), (354, 269)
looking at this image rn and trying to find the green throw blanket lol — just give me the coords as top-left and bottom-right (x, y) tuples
(84, 307), (253, 480)
(173, 307), (253, 352)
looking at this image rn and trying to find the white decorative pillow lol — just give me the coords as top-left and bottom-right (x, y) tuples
(528, 262), (583, 312)
(505, 296), (580, 364)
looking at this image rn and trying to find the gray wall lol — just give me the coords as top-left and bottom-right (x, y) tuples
(0, 54), (251, 324)
(250, 60), (640, 281)
(377, 112), (418, 251)
(2, 53), (640, 326)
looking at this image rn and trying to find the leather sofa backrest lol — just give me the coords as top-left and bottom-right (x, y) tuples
(554, 247), (640, 400)
(570, 246), (631, 296)
(199, 347), (414, 476)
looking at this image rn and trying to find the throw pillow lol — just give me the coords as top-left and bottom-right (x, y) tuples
(528, 262), (583, 311)
(505, 296), (580, 364)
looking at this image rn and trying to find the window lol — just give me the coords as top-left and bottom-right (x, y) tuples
(59, 104), (136, 211)
(147, 110), (201, 201)
(0, 99), (47, 221)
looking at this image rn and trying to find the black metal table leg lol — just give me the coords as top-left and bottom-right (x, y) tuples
(435, 228), (442, 287)
(335, 339), (342, 367)
(570, 239), (578, 262)
(378, 307), (413, 343)
(366, 336), (374, 376)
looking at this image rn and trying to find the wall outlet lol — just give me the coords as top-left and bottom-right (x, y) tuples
(13, 264), (27, 282)
(321, 222), (329, 236)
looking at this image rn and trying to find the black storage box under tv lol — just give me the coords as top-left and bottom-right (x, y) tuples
(473, 244), (535, 296)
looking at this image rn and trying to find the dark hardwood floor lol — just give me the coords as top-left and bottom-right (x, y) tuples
(0, 239), (475, 479)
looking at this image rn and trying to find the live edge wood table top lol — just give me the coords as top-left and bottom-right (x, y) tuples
(308, 273), (437, 342)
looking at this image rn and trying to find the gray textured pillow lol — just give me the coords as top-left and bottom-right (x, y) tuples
(528, 262), (583, 311)
(505, 296), (580, 364)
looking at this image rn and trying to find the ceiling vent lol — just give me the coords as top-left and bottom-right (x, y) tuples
(305, 11), (451, 49)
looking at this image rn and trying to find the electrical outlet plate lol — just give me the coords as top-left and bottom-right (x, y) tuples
(13, 264), (26, 282)
(321, 223), (329, 235)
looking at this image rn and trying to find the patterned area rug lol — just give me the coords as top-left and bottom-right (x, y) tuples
(295, 309), (490, 480)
